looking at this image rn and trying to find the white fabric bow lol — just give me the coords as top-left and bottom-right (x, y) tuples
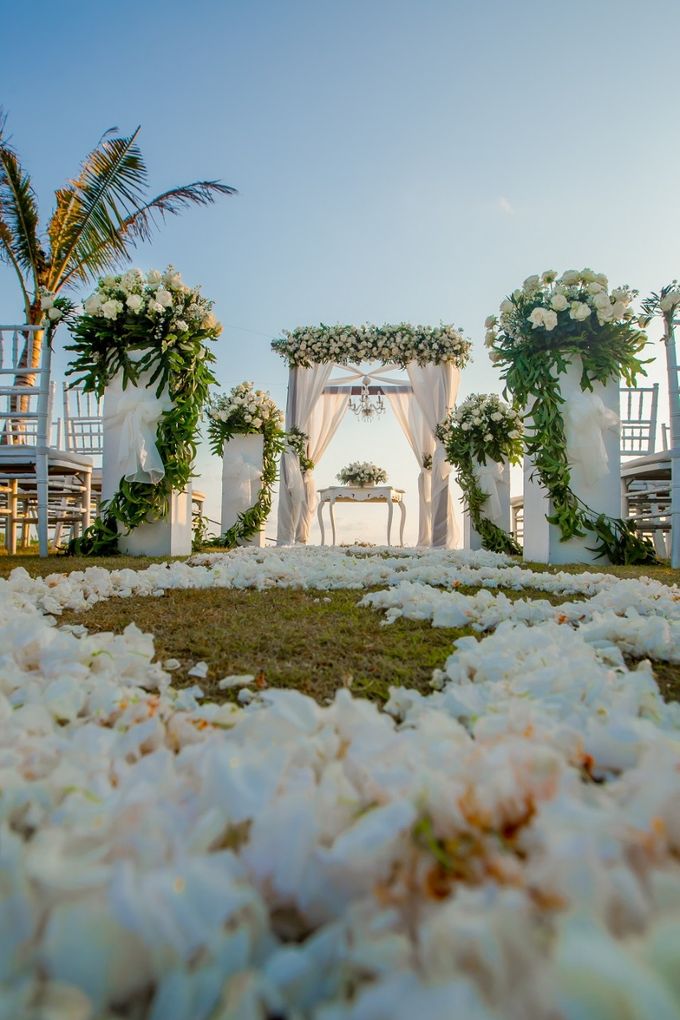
(103, 387), (171, 485)
(474, 459), (504, 523)
(564, 391), (619, 486)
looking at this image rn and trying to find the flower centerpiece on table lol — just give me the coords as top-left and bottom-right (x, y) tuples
(485, 268), (656, 565)
(437, 394), (523, 555)
(206, 381), (285, 547)
(337, 461), (388, 487)
(66, 266), (221, 555)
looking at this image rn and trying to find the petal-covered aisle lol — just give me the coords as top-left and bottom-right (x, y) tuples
(1, 547), (679, 1020)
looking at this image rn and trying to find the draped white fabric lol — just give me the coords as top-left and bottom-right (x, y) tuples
(564, 389), (620, 486)
(386, 390), (435, 546)
(221, 434), (264, 542)
(297, 392), (350, 542)
(277, 364), (336, 545)
(102, 370), (173, 488)
(406, 362), (460, 547)
(474, 459), (505, 525)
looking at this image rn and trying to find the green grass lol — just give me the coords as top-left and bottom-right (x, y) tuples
(4, 549), (679, 705)
(60, 588), (467, 705)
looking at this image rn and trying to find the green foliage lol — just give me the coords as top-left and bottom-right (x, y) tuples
(437, 394), (523, 556)
(286, 426), (315, 473)
(206, 382), (285, 547)
(490, 280), (657, 565)
(66, 273), (218, 556)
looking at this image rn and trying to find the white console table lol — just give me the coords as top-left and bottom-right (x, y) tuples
(317, 485), (406, 546)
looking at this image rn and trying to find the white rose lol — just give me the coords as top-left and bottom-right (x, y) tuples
(500, 299), (514, 314)
(101, 299), (123, 320)
(592, 292), (610, 309)
(484, 433), (493, 441)
(491, 412), (503, 421)
(126, 293), (144, 312)
(569, 302), (591, 321)
(47, 306), (63, 321)
(551, 293), (568, 311)
(148, 301), (164, 314)
(484, 315), (497, 328)
(542, 309), (558, 331)
(541, 270), (557, 284)
(587, 281), (605, 294)
(155, 288), (173, 308)
(528, 307), (547, 329)
(40, 294), (54, 310)
(252, 418), (262, 429)
(163, 270), (183, 289)
(147, 269), (162, 285)
(175, 319), (188, 332)
(611, 301), (626, 319)
(461, 422), (471, 431)
(83, 294), (103, 315)
(581, 269), (595, 282)
(560, 270), (580, 285)
(523, 274), (541, 293)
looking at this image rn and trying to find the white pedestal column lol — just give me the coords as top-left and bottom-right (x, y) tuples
(102, 360), (193, 558)
(221, 433), (265, 547)
(523, 359), (620, 565)
(464, 459), (511, 550)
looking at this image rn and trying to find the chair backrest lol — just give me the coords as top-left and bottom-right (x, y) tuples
(0, 325), (50, 449)
(619, 384), (659, 457)
(62, 382), (103, 457)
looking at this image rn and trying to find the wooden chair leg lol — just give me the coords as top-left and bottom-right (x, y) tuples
(8, 479), (18, 555)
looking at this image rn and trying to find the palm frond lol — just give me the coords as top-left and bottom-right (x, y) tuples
(47, 127), (148, 289)
(59, 179), (237, 288)
(0, 214), (31, 310)
(0, 110), (46, 284)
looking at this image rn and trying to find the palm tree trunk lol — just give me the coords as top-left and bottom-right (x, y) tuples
(3, 303), (44, 443)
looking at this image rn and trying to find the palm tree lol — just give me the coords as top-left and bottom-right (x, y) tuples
(0, 109), (236, 381)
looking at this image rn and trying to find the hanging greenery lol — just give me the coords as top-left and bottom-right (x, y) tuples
(437, 394), (523, 555)
(206, 381), (285, 547)
(286, 425), (315, 473)
(66, 267), (220, 555)
(486, 268), (657, 565)
(272, 323), (472, 368)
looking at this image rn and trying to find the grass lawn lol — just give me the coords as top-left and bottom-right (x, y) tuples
(3, 548), (679, 705)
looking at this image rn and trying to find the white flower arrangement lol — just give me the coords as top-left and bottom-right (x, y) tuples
(484, 268), (637, 356)
(272, 323), (472, 368)
(206, 380), (283, 439)
(337, 461), (388, 486)
(436, 393), (523, 461)
(79, 265), (221, 343)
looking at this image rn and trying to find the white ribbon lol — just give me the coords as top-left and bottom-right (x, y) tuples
(103, 387), (171, 485)
(474, 459), (504, 524)
(564, 391), (619, 486)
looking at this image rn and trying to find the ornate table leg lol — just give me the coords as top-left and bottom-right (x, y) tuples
(329, 499), (337, 545)
(318, 498), (326, 545)
(398, 499), (406, 546)
(387, 496), (394, 546)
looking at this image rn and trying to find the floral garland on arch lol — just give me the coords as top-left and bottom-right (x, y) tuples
(486, 268), (657, 565)
(66, 267), (220, 555)
(437, 394), (523, 556)
(337, 461), (388, 487)
(206, 381), (285, 546)
(272, 323), (472, 368)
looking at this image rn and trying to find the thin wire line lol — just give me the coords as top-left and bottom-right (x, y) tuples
(220, 322), (273, 339)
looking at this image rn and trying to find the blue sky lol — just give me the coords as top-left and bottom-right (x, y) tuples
(2, 0), (679, 542)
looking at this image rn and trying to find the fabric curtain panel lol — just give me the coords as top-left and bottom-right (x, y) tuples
(386, 389), (435, 546)
(296, 391), (349, 542)
(406, 362), (460, 547)
(277, 364), (335, 545)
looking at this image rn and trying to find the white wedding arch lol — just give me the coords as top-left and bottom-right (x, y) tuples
(272, 324), (472, 547)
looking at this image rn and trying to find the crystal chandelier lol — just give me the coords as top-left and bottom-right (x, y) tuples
(348, 377), (386, 422)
